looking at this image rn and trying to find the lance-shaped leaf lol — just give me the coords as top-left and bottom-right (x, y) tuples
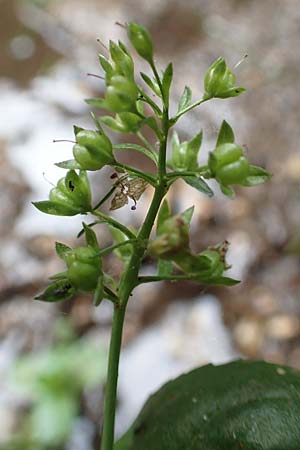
(35, 280), (76, 303)
(55, 242), (72, 261)
(161, 63), (173, 103)
(82, 222), (99, 250)
(93, 274), (104, 307)
(182, 175), (214, 197)
(177, 86), (192, 114)
(140, 72), (161, 97)
(216, 120), (235, 147)
(241, 165), (272, 186)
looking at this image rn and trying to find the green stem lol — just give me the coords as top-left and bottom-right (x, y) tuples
(92, 210), (136, 240)
(100, 304), (126, 450)
(170, 98), (208, 125)
(100, 98), (169, 450)
(113, 162), (157, 186)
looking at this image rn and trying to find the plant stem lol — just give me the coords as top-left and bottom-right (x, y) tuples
(100, 97), (169, 450)
(100, 304), (126, 450)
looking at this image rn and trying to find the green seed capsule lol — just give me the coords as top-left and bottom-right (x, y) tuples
(209, 143), (249, 186)
(203, 57), (245, 100)
(66, 246), (102, 292)
(73, 130), (114, 171)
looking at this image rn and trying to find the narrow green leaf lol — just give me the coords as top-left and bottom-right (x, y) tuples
(216, 120), (235, 147)
(158, 259), (173, 277)
(157, 200), (171, 234)
(55, 160), (82, 170)
(182, 176), (214, 197)
(181, 205), (194, 225)
(35, 280), (76, 302)
(101, 115), (124, 132)
(200, 276), (240, 286)
(55, 242), (72, 260)
(177, 86), (192, 113)
(93, 274), (104, 306)
(32, 201), (78, 216)
(73, 125), (84, 136)
(113, 143), (158, 164)
(85, 98), (108, 109)
(82, 222), (99, 249)
(162, 63), (173, 102)
(241, 165), (272, 186)
(140, 72), (161, 96)
(90, 112), (105, 134)
(220, 184), (235, 198)
(49, 271), (69, 280)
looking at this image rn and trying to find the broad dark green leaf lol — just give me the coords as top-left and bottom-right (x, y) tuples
(177, 86), (192, 114)
(55, 160), (82, 170)
(161, 63), (173, 103)
(35, 280), (76, 302)
(115, 360), (300, 450)
(182, 176), (214, 197)
(216, 120), (235, 147)
(242, 165), (272, 186)
(55, 242), (72, 260)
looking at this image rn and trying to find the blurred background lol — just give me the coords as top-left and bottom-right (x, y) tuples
(1, 0), (300, 448)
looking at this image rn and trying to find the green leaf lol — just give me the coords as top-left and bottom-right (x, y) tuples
(140, 72), (161, 97)
(109, 226), (132, 263)
(220, 183), (235, 198)
(55, 159), (82, 170)
(200, 275), (240, 286)
(101, 115), (124, 132)
(55, 242), (72, 260)
(181, 205), (194, 225)
(157, 259), (173, 277)
(35, 280), (76, 302)
(32, 201), (78, 216)
(115, 360), (300, 450)
(242, 165), (272, 186)
(161, 63), (173, 102)
(73, 125), (84, 136)
(93, 274), (104, 306)
(157, 200), (171, 234)
(216, 120), (235, 147)
(113, 143), (158, 165)
(177, 86), (192, 113)
(82, 222), (99, 249)
(182, 176), (214, 197)
(49, 271), (69, 280)
(85, 98), (108, 109)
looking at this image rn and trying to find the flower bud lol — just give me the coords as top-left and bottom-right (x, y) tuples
(105, 75), (138, 113)
(203, 57), (245, 100)
(127, 22), (154, 64)
(73, 130), (115, 171)
(208, 143), (249, 186)
(109, 40), (134, 80)
(65, 246), (102, 292)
